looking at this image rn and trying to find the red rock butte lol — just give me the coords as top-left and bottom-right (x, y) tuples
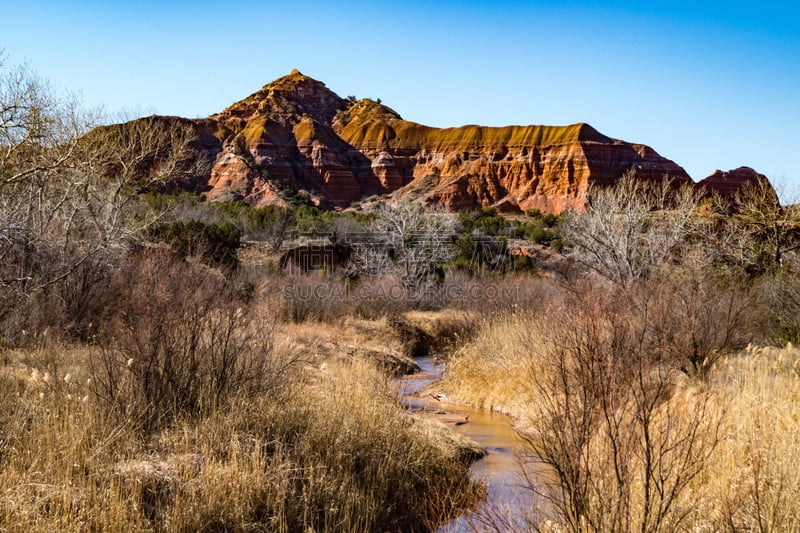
(130, 70), (768, 213)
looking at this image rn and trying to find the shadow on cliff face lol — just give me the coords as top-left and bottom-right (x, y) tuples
(294, 122), (392, 206)
(580, 141), (692, 187)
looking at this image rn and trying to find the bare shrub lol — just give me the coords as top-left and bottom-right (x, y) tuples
(730, 177), (800, 272)
(276, 273), (418, 323)
(0, 58), (214, 345)
(437, 271), (763, 532)
(523, 282), (725, 533)
(347, 200), (458, 298)
(79, 114), (213, 193)
(761, 269), (800, 344)
(91, 250), (282, 430)
(0, 254), (118, 346)
(640, 270), (762, 378)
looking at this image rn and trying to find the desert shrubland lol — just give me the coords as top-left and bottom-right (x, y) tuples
(0, 321), (480, 532)
(5, 56), (800, 532)
(434, 268), (800, 532)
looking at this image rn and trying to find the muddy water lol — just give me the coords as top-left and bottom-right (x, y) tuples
(400, 356), (539, 532)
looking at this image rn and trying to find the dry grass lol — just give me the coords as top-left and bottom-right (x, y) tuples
(0, 345), (146, 531)
(7, 203), (793, 531)
(693, 345), (800, 531)
(278, 315), (418, 376)
(396, 308), (479, 356)
(433, 313), (537, 419)
(435, 297), (800, 532)
(0, 244), (488, 530)
(277, 308), (479, 377)
(0, 338), (480, 532)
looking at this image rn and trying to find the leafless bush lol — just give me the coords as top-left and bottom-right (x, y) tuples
(91, 250), (286, 430)
(0, 68), (101, 299)
(79, 115), (213, 192)
(523, 281), (726, 532)
(0, 58), (214, 345)
(730, 177), (800, 272)
(640, 270), (762, 378)
(276, 273), (418, 322)
(0, 255), (116, 346)
(759, 269), (800, 344)
(347, 200), (458, 298)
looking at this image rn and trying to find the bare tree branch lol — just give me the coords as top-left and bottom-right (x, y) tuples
(561, 171), (703, 285)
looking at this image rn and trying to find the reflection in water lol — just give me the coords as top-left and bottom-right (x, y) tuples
(400, 356), (541, 532)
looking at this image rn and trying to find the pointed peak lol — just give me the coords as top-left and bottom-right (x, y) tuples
(212, 70), (345, 126)
(265, 69), (327, 92)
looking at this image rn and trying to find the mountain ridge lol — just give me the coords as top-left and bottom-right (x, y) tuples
(131, 70), (766, 212)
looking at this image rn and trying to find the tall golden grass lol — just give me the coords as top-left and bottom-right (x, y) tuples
(434, 277), (797, 532)
(0, 343), (481, 532)
(697, 345), (800, 531)
(0, 250), (484, 532)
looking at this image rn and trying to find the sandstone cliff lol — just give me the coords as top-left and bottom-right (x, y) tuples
(334, 100), (693, 213)
(130, 70), (765, 213)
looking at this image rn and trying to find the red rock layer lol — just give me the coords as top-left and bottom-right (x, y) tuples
(697, 166), (766, 198)
(141, 70), (766, 213)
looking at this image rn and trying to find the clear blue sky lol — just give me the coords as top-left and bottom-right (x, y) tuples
(3, 0), (799, 184)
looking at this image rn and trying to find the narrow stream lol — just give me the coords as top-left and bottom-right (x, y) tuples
(400, 356), (538, 532)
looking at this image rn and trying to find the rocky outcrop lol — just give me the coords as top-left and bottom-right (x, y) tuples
(697, 166), (766, 198)
(124, 70), (766, 213)
(206, 70), (387, 208)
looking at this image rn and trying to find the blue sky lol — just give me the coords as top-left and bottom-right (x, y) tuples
(3, 1), (799, 184)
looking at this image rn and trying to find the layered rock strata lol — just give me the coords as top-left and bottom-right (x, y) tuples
(128, 70), (766, 213)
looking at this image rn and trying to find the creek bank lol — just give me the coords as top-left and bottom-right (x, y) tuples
(399, 355), (538, 531)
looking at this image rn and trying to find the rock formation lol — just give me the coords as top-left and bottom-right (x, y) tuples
(126, 70), (767, 213)
(697, 166), (767, 198)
